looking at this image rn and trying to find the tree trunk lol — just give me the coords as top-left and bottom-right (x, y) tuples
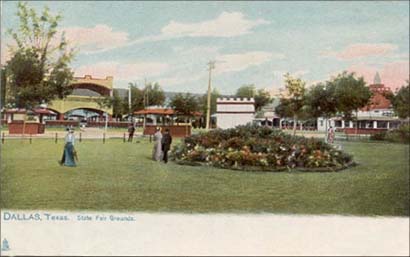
(293, 114), (297, 136)
(355, 110), (359, 135)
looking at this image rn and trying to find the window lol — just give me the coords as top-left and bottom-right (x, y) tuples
(335, 120), (342, 127)
(377, 121), (388, 128)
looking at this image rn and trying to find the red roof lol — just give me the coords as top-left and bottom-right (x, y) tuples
(361, 84), (392, 111)
(4, 108), (28, 114)
(33, 108), (57, 115)
(134, 108), (175, 115)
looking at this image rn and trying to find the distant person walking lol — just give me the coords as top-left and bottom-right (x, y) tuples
(152, 127), (163, 161)
(60, 128), (77, 167)
(128, 124), (135, 142)
(327, 126), (335, 144)
(161, 128), (173, 163)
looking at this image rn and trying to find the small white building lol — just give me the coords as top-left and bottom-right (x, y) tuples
(216, 97), (255, 129)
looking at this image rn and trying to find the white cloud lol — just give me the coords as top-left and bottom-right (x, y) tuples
(293, 70), (310, 77)
(320, 43), (398, 60)
(62, 24), (129, 54)
(74, 61), (169, 81)
(161, 12), (269, 38)
(87, 12), (269, 54)
(157, 73), (205, 88)
(215, 51), (276, 74)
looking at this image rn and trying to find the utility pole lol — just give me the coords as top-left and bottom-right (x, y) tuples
(144, 78), (149, 108)
(128, 83), (132, 122)
(205, 61), (215, 130)
(143, 78), (148, 131)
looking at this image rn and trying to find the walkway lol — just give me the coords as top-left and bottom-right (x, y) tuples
(1, 210), (408, 256)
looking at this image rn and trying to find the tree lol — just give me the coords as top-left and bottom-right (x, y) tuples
(328, 71), (372, 133)
(281, 73), (306, 136)
(254, 88), (272, 111)
(5, 2), (75, 109)
(306, 83), (337, 119)
(275, 98), (293, 119)
(200, 88), (220, 127)
(111, 90), (127, 120)
(0, 68), (6, 109)
(306, 82), (338, 140)
(236, 84), (256, 98)
(169, 93), (200, 123)
(128, 83), (144, 112)
(390, 82), (409, 119)
(144, 82), (165, 107)
(235, 84), (272, 111)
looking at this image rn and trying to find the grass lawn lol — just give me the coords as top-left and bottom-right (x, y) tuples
(1, 138), (409, 216)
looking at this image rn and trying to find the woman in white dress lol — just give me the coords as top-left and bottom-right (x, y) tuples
(152, 127), (163, 161)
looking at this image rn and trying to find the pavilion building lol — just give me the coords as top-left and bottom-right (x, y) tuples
(317, 72), (401, 133)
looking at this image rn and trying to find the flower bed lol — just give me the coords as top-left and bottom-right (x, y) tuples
(172, 125), (355, 172)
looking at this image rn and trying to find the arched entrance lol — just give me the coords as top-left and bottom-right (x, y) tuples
(48, 75), (113, 120)
(65, 107), (111, 122)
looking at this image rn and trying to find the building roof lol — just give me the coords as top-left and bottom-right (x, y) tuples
(134, 108), (175, 115)
(332, 116), (400, 121)
(4, 108), (56, 115)
(362, 83), (392, 111)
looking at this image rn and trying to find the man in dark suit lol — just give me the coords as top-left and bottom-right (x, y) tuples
(161, 128), (173, 163)
(128, 124), (135, 142)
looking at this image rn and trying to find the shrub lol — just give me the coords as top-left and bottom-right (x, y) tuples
(370, 125), (410, 144)
(172, 124), (354, 172)
(370, 131), (387, 141)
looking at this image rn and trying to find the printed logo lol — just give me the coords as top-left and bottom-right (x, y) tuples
(1, 238), (10, 251)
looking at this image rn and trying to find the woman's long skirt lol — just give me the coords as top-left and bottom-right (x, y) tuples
(63, 143), (76, 167)
(152, 141), (162, 161)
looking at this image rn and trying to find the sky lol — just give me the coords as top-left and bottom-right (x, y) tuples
(1, 1), (409, 95)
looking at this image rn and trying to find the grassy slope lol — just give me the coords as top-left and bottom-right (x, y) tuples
(1, 138), (408, 216)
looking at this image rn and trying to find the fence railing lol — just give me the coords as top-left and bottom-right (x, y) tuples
(0, 132), (153, 144)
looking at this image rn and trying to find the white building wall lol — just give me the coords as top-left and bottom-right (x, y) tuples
(216, 113), (255, 129)
(317, 118), (333, 132)
(317, 108), (398, 131)
(216, 98), (255, 129)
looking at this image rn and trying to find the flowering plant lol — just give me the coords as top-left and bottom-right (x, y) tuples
(172, 124), (354, 172)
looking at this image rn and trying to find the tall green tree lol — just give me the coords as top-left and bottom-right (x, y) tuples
(275, 98), (293, 118)
(236, 84), (256, 98)
(254, 88), (273, 111)
(1, 68), (6, 109)
(306, 82), (337, 139)
(306, 82), (337, 119)
(281, 73), (306, 136)
(128, 83), (144, 112)
(391, 82), (409, 119)
(111, 89), (127, 120)
(5, 2), (75, 109)
(169, 93), (200, 123)
(329, 71), (372, 133)
(144, 82), (165, 107)
(235, 84), (272, 111)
